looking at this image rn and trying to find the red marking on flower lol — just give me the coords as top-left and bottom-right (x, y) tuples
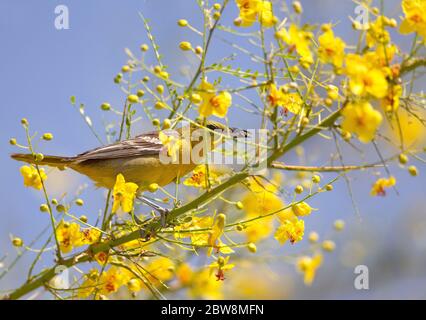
(215, 269), (225, 281)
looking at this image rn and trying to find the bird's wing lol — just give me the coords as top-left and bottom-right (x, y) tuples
(75, 132), (164, 161)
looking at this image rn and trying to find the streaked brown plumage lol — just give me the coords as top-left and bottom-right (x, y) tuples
(11, 121), (245, 191)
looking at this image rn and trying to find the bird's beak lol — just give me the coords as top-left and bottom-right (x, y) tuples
(230, 127), (249, 138)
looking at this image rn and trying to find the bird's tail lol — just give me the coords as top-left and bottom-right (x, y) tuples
(11, 153), (74, 170)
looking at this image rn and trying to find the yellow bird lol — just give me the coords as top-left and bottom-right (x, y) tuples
(11, 121), (246, 191)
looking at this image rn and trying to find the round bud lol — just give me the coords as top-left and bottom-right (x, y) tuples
(155, 101), (165, 110)
(292, 1), (303, 14)
(21, 118), (29, 126)
(142, 76), (150, 82)
(127, 279), (140, 292)
(398, 153), (408, 165)
(152, 118), (161, 126)
(217, 256), (225, 266)
(372, 7), (380, 15)
(12, 237), (23, 247)
(160, 71), (169, 79)
(308, 231), (319, 243)
(135, 90), (145, 98)
(121, 65), (131, 73)
(312, 175), (321, 184)
(213, 3), (221, 10)
(301, 117), (309, 126)
(217, 213), (226, 225)
(247, 243), (257, 253)
(179, 41), (192, 51)
(9, 138), (17, 145)
(51, 198), (58, 205)
(156, 85), (164, 94)
(388, 18), (397, 28)
(42, 133), (53, 141)
(321, 24), (332, 32)
(236, 224), (244, 231)
(190, 93), (202, 104)
(163, 119), (171, 129)
(153, 65), (162, 74)
(75, 199), (84, 206)
(148, 183), (159, 193)
(79, 215), (88, 223)
(408, 165), (418, 177)
(35, 153), (44, 162)
(40, 204), (49, 212)
(236, 201), (244, 210)
(325, 184), (334, 191)
(334, 220), (345, 231)
(140, 44), (149, 52)
(342, 130), (352, 141)
(56, 204), (66, 213)
(324, 98), (333, 107)
(195, 46), (203, 55)
(177, 19), (188, 27)
(127, 95), (139, 104)
(295, 185), (304, 194)
(101, 102), (111, 111)
(289, 65), (300, 74)
(213, 12), (221, 20)
(322, 240), (336, 252)
(233, 17), (242, 27)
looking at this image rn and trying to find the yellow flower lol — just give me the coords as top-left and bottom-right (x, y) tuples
(257, 0), (276, 27)
(276, 24), (313, 64)
(209, 256), (235, 281)
(267, 83), (284, 107)
(99, 266), (130, 296)
(241, 176), (283, 242)
(183, 165), (222, 189)
(274, 218), (305, 245)
(318, 29), (345, 67)
(387, 108), (426, 147)
(78, 228), (101, 246)
(400, 0), (426, 38)
(56, 221), (81, 254)
(341, 101), (383, 143)
(189, 268), (223, 299)
(112, 174), (139, 213)
(176, 263), (194, 286)
(20, 165), (47, 190)
(235, 0), (277, 28)
(364, 45), (398, 68)
(244, 218), (274, 243)
(370, 176), (396, 196)
(144, 257), (175, 286)
(281, 92), (304, 114)
(208, 214), (226, 256)
(366, 17), (391, 47)
(297, 254), (322, 285)
(236, 0), (259, 27)
(381, 84), (402, 113)
(197, 80), (232, 118)
(159, 130), (182, 163)
(78, 269), (100, 298)
(174, 216), (213, 246)
(345, 54), (389, 98)
(267, 84), (304, 114)
(292, 202), (313, 217)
